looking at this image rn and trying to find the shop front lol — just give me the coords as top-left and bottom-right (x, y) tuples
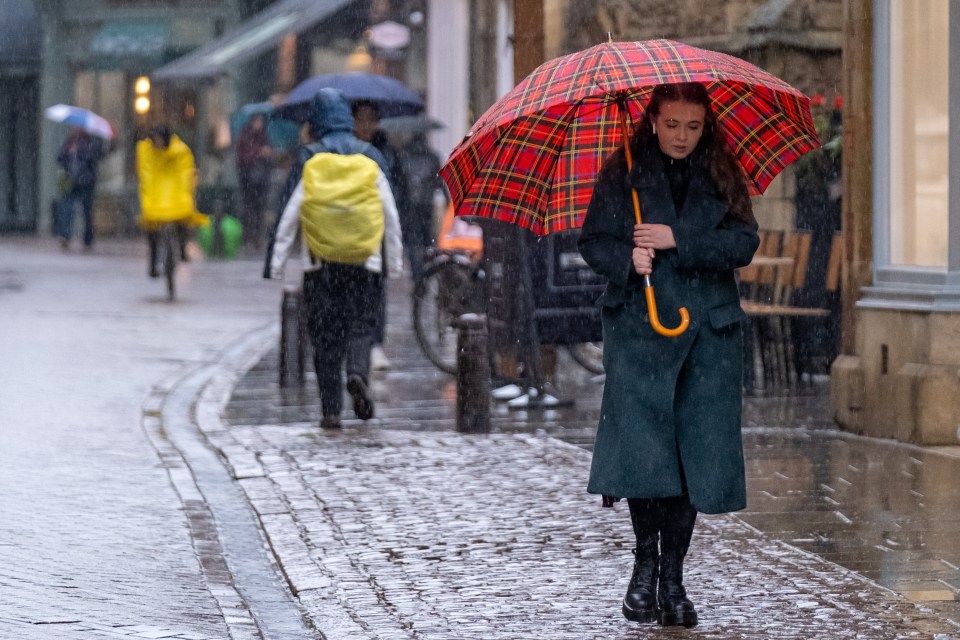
(0, 0), (41, 233)
(832, 0), (960, 445)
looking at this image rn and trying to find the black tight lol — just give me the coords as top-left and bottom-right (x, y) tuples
(627, 494), (697, 542)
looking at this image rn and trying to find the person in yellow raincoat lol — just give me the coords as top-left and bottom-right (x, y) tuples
(136, 124), (208, 277)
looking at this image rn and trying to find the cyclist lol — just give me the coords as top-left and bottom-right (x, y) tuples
(136, 124), (207, 278)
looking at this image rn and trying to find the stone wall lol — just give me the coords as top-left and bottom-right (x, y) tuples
(553, 0), (842, 231)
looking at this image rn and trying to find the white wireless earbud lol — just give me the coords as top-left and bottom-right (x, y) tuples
(652, 123), (657, 135)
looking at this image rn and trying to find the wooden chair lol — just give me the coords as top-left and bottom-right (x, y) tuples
(741, 229), (833, 391)
(825, 232), (843, 294)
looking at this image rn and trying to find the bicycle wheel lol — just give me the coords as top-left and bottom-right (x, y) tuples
(161, 226), (177, 301)
(567, 341), (604, 375)
(412, 260), (481, 375)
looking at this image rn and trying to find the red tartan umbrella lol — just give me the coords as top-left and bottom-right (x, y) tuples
(439, 38), (820, 337)
(439, 38), (820, 236)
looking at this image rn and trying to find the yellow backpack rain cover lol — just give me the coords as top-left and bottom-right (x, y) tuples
(300, 152), (384, 264)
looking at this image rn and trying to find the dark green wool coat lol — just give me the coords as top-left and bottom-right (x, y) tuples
(578, 140), (759, 515)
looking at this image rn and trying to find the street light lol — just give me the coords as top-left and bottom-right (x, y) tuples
(134, 75), (151, 115)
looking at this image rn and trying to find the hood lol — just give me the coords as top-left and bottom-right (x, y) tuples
(309, 88), (354, 139)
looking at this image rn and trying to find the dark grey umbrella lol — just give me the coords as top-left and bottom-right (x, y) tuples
(378, 114), (445, 134)
(275, 72), (424, 122)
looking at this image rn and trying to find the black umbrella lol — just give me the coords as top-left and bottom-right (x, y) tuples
(275, 72), (424, 122)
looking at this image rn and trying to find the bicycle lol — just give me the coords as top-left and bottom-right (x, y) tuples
(411, 245), (606, 376)
(412, 247), (485, 375)
(412, 204), (605, 377)
(153, 222), (184, 302)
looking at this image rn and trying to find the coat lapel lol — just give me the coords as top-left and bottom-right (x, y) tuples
(628, 143), (677, 225)
(680, 167), (728, 228)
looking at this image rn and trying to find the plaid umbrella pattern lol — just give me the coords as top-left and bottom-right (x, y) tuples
(439, 39), (820, 235)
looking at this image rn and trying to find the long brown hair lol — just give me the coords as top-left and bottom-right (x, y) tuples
(631, 83), (754, 223)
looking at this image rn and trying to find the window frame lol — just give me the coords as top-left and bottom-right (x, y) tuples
(867, 0), (960, 310)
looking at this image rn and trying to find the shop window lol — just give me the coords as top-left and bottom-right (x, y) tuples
(887, 0), (949, 267)
(73, 71), (126, 190)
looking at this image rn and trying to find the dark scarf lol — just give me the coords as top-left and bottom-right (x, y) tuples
(659, 149), (692, 214)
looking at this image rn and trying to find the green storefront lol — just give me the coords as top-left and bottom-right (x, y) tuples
(0, 0), (41, 233)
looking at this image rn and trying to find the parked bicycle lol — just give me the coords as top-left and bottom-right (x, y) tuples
(413, 247), (484, 374)
(411, 204), (605, 376)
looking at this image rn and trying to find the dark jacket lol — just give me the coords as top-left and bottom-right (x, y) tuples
(578, 138), (759, 514)
(57, 133), (104, 190)
(398, 134), (442, 245)
(371, 130), (408, 216)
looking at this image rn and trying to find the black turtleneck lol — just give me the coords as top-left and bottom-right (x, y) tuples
(659, 149), (692, 214)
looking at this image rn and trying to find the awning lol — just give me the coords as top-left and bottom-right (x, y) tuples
(89, 20), (172, 71)
(152, 0), (357, 82)
(0, 0), (41, 76)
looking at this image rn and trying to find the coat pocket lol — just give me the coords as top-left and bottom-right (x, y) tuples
(708, 300), (747, 329)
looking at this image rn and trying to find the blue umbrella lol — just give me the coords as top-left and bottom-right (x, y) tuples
(44, 104), (115, 139)
(275, 72), (424, 122)
(230, 102), (300, 150)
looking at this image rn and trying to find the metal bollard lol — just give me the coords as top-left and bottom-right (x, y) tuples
(279, 286), (307, 387)
(453, 313), (491, 433)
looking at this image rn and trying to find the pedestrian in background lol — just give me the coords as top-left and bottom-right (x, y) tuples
(352, 100), (408, 371)
(235, 113), (272, 249)
(265, 88), (402, 430)
(55, 127), (106, 250)
(397, 131), (444, 283)
(578, 82), (759, 628)
(136, 124), (206, 277)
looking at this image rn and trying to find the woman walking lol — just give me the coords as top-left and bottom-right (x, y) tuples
(578, 82), (759, 627)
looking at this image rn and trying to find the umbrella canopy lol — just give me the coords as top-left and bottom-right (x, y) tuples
(44, 104), (114, 140)
(274, 72), (424, 122)
(378, 114), (445, 134)
(439, 38), (820, 236)
(229, 102), (300, 150)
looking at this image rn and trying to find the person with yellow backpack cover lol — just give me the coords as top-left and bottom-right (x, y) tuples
(136, 125), (208, 277)
(265, 88), (402, 430)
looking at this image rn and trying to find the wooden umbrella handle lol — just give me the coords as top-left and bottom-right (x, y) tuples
(616, 99), (690, 338)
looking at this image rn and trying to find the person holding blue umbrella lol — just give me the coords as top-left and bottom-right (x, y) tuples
(55, 127), (107, 250)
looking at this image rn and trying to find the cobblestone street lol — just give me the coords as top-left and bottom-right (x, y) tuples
(219, 276), (960, 638)
(5, 238), (960, 639)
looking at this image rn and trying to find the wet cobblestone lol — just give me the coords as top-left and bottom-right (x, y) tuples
(218, 278), (960, 638)
(218, 425), (958, 638)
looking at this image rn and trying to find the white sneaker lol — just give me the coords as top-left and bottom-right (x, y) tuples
(370, 345), (392, 371)
(491, 383), (525, 401)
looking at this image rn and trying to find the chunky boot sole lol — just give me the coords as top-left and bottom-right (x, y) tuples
(347, 375), (375, 420)
(659, 607), (698, 627)
(622, 601), (659, 623)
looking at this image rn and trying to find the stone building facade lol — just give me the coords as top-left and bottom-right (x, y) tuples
(557, 0), (843, 230)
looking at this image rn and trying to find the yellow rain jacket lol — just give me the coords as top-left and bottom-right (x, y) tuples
(136, 134), (208, 229)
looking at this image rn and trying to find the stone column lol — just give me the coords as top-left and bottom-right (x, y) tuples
(830, 0), (873, 434)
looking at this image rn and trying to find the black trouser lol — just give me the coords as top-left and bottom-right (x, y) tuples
(146, 224), (189, 272)
(302, 264), (381, 418)
(238, 170), (268, 247)
(627, 494), (697, 551)
(56, 185), (96, 246)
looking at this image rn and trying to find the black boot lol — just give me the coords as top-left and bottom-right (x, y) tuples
(657, 497), (698, 627)
(623, 499), (659, 622)
(622, 537), (659, 622)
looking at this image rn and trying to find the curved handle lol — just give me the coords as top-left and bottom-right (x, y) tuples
(643, 276), (690, 337)
(617, 96), (690, 338)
